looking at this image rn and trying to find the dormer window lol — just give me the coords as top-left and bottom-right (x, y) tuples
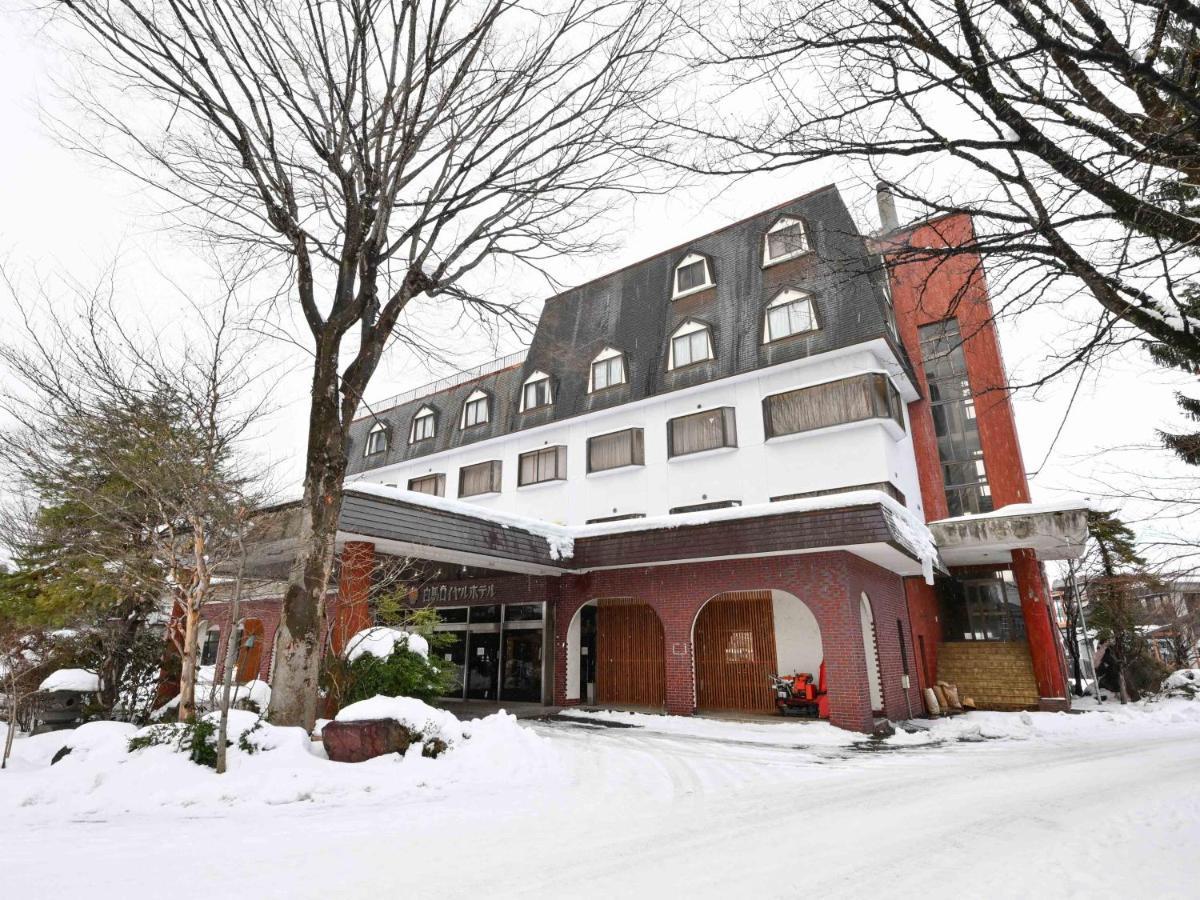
(672, 253), (714, 299)
(764, 289), (818, 342)
(668, 320), (714, 370)
(763, 216), (809, 265)
(364, 421), (389, 456)
(461, 390), (490, 429)
(589, 347), (627, 392)
(409, 406), (436, 443)
(520, 371), (553, 412)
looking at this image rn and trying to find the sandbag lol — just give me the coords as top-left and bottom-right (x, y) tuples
(924, 686), (941, 716)
(939, 681), (963, 710)
(932, 684), (950, 712)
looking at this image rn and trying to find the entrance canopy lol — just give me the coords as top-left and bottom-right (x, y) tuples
(928, 499), (1090, 566)
(335, 483), (940, 579)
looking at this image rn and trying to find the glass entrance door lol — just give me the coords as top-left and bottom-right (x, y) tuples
(466, 632), (500, 700)
(502, 629), (543, 702)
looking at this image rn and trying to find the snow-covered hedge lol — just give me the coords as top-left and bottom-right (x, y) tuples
(1162, 668), (1200, 698)
(344, 626), (429, 661)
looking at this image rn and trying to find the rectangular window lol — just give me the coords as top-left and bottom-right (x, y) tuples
(587, 428), (645, 473)
(365, 426), (388, 455)
(671, 329), (712, 368)
(585, 513), (646, 524)
(766, 221), (808, 261)
(411, 414), (435, 443)
(407, 473), (445, 496)
(766, 296), (816, 341)
(522, 379), (551, 411)
(670, 499), (741, 514)
(763, 373), (904, 438)
(518, 446), (567, 486)
(919, 319), (993, 516)
(938, 573), (1026, 642)
(668, 407), (737, 457)
(458, 460), (502, 497)
(676, 259), (707, 293)
(200, 629), (221, 667)
(463, 396), (489, 428)
(591, 356), (625, 391)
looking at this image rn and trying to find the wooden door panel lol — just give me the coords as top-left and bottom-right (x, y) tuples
(694, 591), (777, 712)
(596, 600), (665, 708)
(235, 618), (265, 683)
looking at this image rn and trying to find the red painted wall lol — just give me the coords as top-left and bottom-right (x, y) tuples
(883, 212), (1031, 519)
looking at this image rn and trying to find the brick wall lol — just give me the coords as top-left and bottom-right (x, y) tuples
(936, 641), (1039, 710)
(553, 551), (917, 734)
(197, 592), (340, 684)
(904, 576), (942, 693)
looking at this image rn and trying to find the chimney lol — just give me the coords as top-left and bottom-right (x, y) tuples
(876, 181), (900, 233)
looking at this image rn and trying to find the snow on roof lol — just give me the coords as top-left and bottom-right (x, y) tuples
(39, 668), (100, 693)
(343, 481), (939, 580)
(929, 496), (1093, 525)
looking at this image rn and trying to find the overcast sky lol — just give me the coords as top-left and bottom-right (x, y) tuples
(1, 7), (1195, 568)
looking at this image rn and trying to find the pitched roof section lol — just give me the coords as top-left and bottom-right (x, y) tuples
(347, 185), (906, 473)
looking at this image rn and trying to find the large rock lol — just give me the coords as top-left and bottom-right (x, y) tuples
(322, 718), (413, 763)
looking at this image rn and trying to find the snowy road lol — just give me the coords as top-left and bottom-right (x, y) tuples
(4, 708), (1200, 898)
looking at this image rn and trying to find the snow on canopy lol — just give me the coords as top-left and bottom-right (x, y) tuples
(343, 482), (942, 581)
(38, 668), (100, 693)
(344, 626), (430, 662)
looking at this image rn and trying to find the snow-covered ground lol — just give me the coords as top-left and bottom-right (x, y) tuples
(3, 700), (1200, 898)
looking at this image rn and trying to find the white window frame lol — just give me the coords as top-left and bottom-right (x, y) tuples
(672, 253), (715, 299)
(409, 406), (436, 443)
(461, 390), (490, 428)
(519, 371), (553, 412)
(762, 289), (818, 342)
(762, 216), (810, 266)
(588, 347), (627, 392)
(668, 319), (714, 370)
(364, 421), (389, 456)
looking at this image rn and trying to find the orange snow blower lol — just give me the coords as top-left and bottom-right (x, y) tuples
(770, 662), (829, 718)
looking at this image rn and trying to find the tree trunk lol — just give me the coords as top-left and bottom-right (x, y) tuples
(268, 351), (348, 729)
(215, 541), (247, 774)
(178, 600), (200, 722)
(2, 672), (17, 769)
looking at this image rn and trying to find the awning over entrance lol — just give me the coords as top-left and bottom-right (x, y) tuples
(928, 500), (1090, 566)
(335, 484), (939, 578)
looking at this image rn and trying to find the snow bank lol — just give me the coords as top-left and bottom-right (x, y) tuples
(38, 668), (100, 692)
(344, 626), (430, 662)
(888, 697), (1200, 747)
(0, 704), (562, 818)
(335, 695), (463, 744)
(1162, 668), (1200, 697)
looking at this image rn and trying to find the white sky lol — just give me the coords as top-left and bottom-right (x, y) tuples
(0, 7), (1195, 567)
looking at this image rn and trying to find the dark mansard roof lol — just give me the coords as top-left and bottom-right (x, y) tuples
(346, 184), (908, 474)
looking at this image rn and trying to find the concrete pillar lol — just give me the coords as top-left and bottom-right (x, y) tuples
(1011, 548), (1070, 711)
(332, 541), (375, 655)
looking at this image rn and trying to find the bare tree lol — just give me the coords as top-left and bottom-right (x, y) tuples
(43, 0), (679, 727)
(0, 277), (272, 723)
(691, 0), (1198, 429)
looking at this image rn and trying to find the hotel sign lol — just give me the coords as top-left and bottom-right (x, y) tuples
(420, 582), (497, 604)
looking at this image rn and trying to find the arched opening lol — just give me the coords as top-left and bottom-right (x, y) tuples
(565, 599), (665, 708)
(693, 590), (822, 713)
(860, 593), (884, 713)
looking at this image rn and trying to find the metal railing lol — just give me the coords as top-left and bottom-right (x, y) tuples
(358, 349), (528, 416)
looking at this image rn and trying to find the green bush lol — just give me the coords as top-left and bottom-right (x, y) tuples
(127, 717), (219, 768)
(340, 642), (454, 706)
